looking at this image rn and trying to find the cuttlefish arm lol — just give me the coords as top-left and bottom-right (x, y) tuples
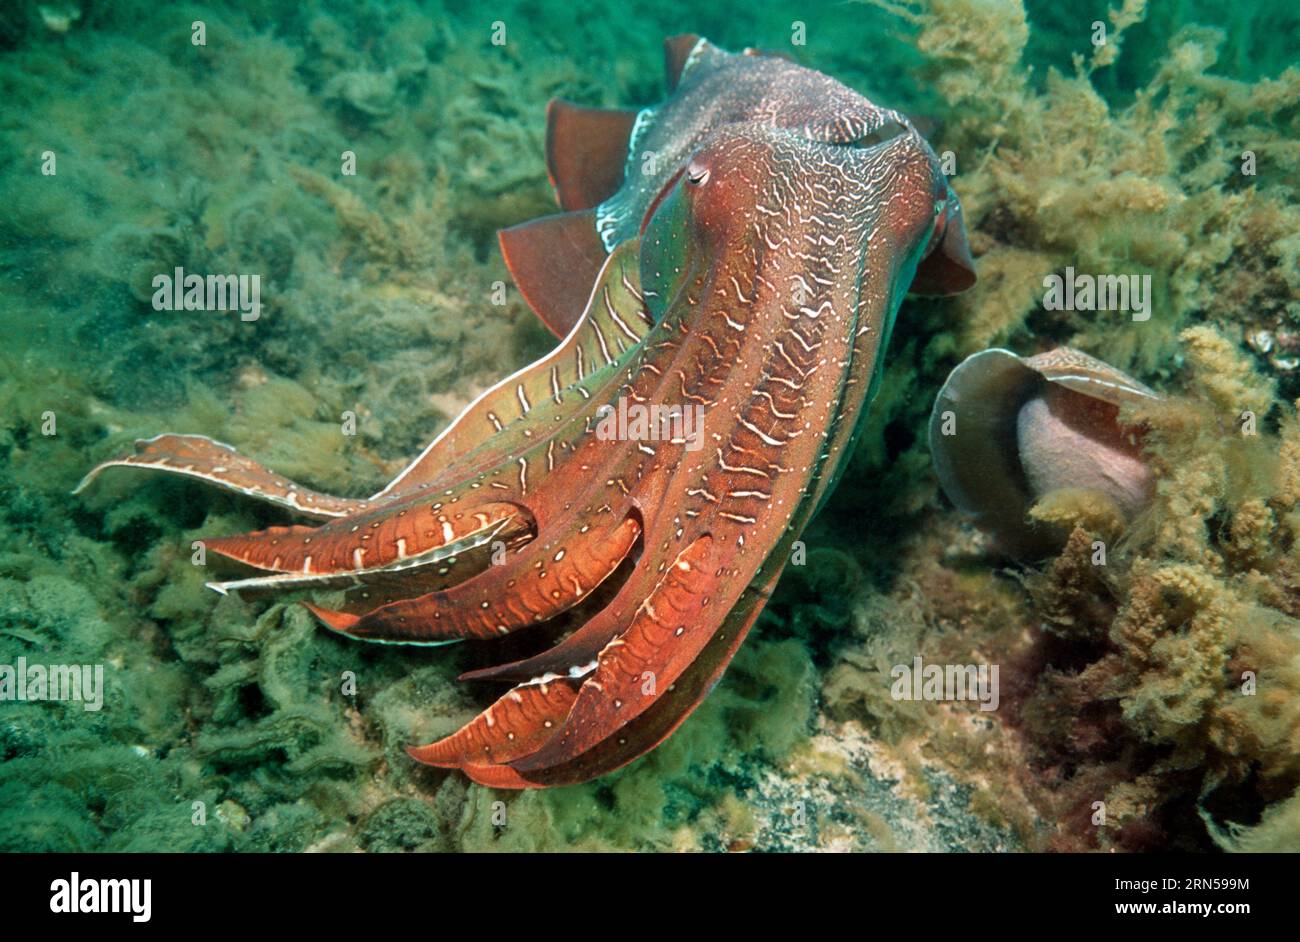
(74, 433), (370, 521)
(371, 239), (652, 500)
(77, 240), (655, 605)
(408, 117), (965, 786)
(76, 238), (651, 536)
(77, 38), (975, 790)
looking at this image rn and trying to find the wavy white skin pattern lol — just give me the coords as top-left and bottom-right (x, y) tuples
(597, 40), (909, 251)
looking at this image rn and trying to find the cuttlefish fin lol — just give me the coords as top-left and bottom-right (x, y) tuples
(910, 204), (977, 296)
(306, 513), (641, 643)
(74, 434), (368, 521)
(663, 34), (702, 92)
(374, 238), (650, 500)
(499, 207), (606, 339)
(906, 113), (941, 140)
(545, 100), (638, 212)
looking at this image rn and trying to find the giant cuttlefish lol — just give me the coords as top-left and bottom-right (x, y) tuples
(78, 36), (975, 787)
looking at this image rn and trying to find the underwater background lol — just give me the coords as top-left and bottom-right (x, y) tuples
(1, 0), (1297, 852)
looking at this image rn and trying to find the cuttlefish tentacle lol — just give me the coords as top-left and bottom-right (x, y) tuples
(214, 312), (640, 590)
(458, 518), (795, 787)
(447, 540), (791, 786)
(297, 525), (532, 612)
(485, 561), (785, 788)
(418, 535), (733, 790)
(455, 505), (698, 686)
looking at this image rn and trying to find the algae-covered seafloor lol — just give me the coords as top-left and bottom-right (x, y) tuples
(0, 0), (1297, 851)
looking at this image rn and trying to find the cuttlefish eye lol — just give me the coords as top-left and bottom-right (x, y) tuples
(848, 118), (908, 149)
(925, 201), (952, 253)
(685, 161), (710, 187)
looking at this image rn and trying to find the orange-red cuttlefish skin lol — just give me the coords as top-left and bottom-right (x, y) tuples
(77, 35), (975, 788)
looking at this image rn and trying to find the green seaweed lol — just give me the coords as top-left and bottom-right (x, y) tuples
(0, 0), (1295, 852)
